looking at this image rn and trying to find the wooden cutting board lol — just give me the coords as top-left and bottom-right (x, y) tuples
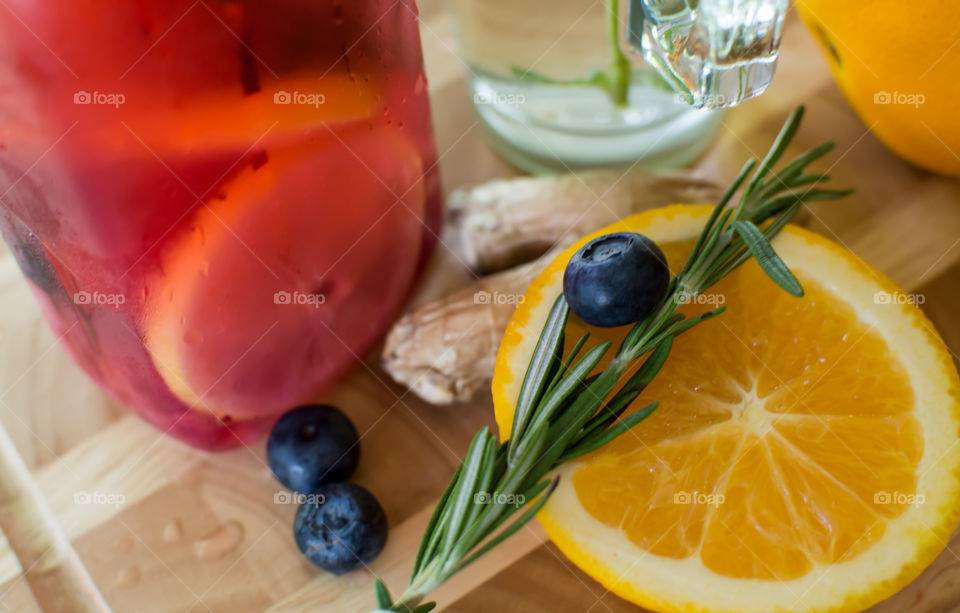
(2, 4), (960, 612)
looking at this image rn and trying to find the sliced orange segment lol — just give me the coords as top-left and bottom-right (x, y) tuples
(493, 205), (960, 613)
(144, 129), (425, 419)
(121, 73), (379, 154)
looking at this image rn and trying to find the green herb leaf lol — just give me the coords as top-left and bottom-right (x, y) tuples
(731, 220), (804, 296)
(440, 429), (493, 555)
(578, 337), (673, 443)
(740, 106), (805, 211)
(375, 579), (393, 609)
(412, 459), (460, 577)
(558, 401), (658, 464)
(451, 477), (559, 576)
(509, 296), (569, 454)
(518, 341), (611, 451)
(546, 332), (590, 393)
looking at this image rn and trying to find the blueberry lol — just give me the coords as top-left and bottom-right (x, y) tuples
(267, 404), (360, 494)
(563, 232), (669, 327)
(294, 482), (388, 574)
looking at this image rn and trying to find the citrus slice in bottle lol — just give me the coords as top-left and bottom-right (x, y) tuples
(493, 205), (960, 613)
(144, 128), (425, 419)
(123, 74), (380, 154)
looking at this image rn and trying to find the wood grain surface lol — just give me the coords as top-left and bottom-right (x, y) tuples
(2, 3), (960, 612)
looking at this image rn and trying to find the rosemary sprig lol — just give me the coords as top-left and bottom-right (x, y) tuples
(510, 0), (639, 107)
(374, 106), (851, 613)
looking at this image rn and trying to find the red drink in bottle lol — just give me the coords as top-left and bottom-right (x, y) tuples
(0, 0), (441, 449)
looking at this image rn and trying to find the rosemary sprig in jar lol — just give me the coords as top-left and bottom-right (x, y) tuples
(373, 106), (851, 613)
(510, 0), (650, 107)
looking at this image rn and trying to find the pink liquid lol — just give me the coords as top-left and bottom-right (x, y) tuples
(0, 0), (441, 449)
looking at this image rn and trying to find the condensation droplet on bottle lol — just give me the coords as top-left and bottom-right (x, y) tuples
(163, 518), (183, 543)
(193, 520), (244, 560)
(115, 565), (140, 589)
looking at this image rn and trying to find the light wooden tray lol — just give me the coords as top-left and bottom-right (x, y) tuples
(2, 5), (960, 612)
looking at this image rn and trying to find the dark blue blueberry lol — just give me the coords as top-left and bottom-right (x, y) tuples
(294, 482), (388, 574)
(563, 232), (669, 327)
(267, 404), (359, 494)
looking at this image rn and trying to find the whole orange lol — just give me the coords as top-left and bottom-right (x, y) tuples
(797, 0), (960, 176)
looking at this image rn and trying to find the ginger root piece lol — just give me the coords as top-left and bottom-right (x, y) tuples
(445, 169), (721, 274)
(382, 258), (546, 405)
(383, 170), (721, 405)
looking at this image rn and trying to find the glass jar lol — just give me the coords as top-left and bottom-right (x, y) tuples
(0, 0), (441, 449)
(448, 0), (725, 172)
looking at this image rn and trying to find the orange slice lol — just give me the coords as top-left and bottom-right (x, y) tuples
(116, 74), (379, 154)
(493, 205), (960, 613)
(144, 129), (425, 419)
